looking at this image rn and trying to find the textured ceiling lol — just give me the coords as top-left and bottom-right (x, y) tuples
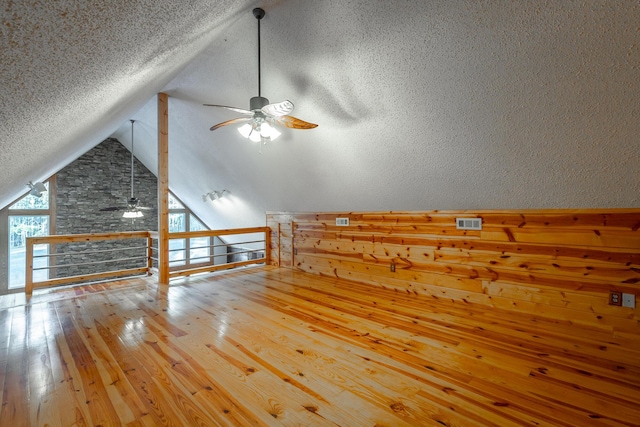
(1, 1), (639, 229)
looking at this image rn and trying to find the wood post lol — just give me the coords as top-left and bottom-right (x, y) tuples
(277, 223), (282, 267)
(265, 227), (271, 267)
(25, 239), (33, 296)
(157, 93), (170, 284)
(147, 234), (153, 275)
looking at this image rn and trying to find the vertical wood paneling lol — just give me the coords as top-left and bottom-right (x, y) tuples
(267, 209), (640, 329)
(267, 213), (293, 267)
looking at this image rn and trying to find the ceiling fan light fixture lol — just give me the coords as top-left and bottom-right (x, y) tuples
(238, 121), (281, 143)
(238, 123), (253, 139)
(205, 8), (317, 143)
(249, 131), (262, 143)
(260, 122), (280, 140)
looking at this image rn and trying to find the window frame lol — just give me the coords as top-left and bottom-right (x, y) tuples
(167, 192), (215, 270)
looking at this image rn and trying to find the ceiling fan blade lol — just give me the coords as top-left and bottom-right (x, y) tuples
(99, 206), (123, 212)
(210, 117), (252, 131)
(275, 115), (318, 129)
(203, 104), (253, 116)
(262, 100), (294, 117)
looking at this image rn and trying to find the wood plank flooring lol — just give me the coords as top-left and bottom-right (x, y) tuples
(0, 266), (639, 426)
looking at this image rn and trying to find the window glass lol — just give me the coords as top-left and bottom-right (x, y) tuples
(168, 212), (186, 266)
(188, 214), (210, 263)
(168, 213), (185, 233)
(9, 182), (49, 210)
(168, 193), (184, 209)
(189, 215), (207, 232)
(169, 239), (186, 267)
(9, 216), (49, 288)
(189, 237), (210, 263)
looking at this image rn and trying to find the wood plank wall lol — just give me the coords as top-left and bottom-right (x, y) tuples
(267, 213), (294, 268)
(267, 209), (640, 331)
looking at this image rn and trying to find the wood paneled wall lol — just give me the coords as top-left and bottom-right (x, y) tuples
(267, 213), (294, 268)
(267, 209), (640, 330)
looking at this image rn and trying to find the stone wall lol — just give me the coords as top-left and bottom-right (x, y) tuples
(54, 138), (158, 277)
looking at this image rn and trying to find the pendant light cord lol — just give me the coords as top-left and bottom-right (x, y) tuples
(130, 120), (135, 199)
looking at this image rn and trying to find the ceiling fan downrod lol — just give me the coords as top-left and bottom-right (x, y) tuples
(253, 8), (265, 98)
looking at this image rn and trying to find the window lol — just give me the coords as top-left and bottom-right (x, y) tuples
(169, 211), (186, 267)
(168, 193), (215, 269)
(5, 181), (52, 290)
(10, 183), (49, 210)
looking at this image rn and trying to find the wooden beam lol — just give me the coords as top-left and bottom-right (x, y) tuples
(157, 93), (169, 284)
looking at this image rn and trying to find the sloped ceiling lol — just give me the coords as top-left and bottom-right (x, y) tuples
(2, 1), (639, 230)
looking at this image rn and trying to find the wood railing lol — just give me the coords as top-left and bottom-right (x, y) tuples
(25, 227), (270, 294)
(149, 227), (270, 279)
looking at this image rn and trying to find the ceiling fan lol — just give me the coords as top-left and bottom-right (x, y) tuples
(204, 7), (317, 144)
(100, 120), (151, 218)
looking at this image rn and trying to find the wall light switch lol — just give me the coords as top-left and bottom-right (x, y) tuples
(622, 293), (635, 308)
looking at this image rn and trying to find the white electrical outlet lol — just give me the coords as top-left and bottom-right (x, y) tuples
(456, 218), (482, 230)
(336, 218), (349, 226)
(622, 293), (635, 308)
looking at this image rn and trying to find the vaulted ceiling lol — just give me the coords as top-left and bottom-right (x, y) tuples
(2, 1), (639, 229)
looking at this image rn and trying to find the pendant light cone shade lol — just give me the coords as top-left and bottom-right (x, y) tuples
(261, 122), (280, 140)
(238, 121), (281, 142)
(238, 123), (253, 139)
(122, 210), (144, 219)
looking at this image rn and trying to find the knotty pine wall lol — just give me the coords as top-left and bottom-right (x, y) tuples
(267, 210), (640, 330)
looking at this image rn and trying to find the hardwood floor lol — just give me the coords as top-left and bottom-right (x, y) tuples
(1, 266), (638, 426)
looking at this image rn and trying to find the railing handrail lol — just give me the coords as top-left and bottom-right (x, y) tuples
(28, 231), (151, 245)
(166, 226), (269, 239)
